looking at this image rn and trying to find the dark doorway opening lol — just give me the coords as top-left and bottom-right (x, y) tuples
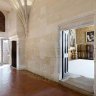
(11, 41), (17, 68)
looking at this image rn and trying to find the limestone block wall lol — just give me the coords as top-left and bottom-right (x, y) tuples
(25, 0), (96, 82)
(8, 10), (17, 37)
(16, 14), (26, 69)
(8, 9), (26, 69)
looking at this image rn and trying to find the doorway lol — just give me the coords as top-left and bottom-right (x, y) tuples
(11, 41), (17, 68)
(60, 26), (94, 79)
(68, 27), (94, 78)
(60, 25), (94, 94)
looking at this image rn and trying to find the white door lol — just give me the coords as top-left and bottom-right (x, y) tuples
(60, 30), (69, 80)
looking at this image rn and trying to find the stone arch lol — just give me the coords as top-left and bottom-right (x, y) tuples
(0, 11), (5, 32)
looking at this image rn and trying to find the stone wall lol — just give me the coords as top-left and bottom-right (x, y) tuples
(25, 0), (96, 82)
(8, 10), (17, 37)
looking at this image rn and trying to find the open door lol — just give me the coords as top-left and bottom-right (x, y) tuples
(60, 30), (69, 80)
(11, 41), (17, 68)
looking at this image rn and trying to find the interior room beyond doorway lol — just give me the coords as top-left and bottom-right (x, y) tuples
(68, 25), (94, 79)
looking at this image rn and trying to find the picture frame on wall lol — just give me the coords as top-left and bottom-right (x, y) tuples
(86, 31), (94, 43)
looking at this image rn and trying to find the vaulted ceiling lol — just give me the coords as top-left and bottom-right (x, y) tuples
(0, 0), (34, 12)
(0, 0), (34, 35)
(0, 0), (12, 12)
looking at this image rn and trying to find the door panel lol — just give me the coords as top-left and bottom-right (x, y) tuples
(60, 30), (69, 79)
(63, 30), (69, 74)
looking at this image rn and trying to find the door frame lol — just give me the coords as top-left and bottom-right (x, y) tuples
(58, 12), (96, 95)
(58, 11), (96, 95)
(59, 12), (96, 80)
(9, 35), (19, 69)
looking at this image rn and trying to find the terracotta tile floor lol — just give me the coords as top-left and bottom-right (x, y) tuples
(0, 65), (86, 96)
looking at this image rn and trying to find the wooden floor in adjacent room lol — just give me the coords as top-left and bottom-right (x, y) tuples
(0, 65), (86, 96)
